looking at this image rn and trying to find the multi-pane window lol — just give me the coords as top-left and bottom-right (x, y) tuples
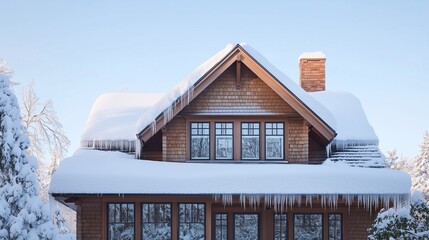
(328, 214), (342, 240)
(265, 123), (284, 160)
(141, 203), (171, 240)
(234, 214), (259, 240)
(179, 203), (205, 240)
(215, 123), (233, 160)
(241, 123), (260, 160)
(274, 214), (288, 240)
(108, 203), (135, 240)
(191, 123), (210, 160)
(215, 213), (228, 240)
(294, 214), (323, 240)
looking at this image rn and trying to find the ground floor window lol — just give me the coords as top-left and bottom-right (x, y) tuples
(179, 203), (205, 240)
(293, 214), (323, 240)
(108, 203), (135, 240)
(274, 213), (288, 240)
(141, 203), (171, 240)
(328, 214), (342, 240)
(215, 213), (228, 240)
(234, 214), (259, 240)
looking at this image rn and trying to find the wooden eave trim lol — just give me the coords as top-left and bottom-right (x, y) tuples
(138, 47), (243, 143)
(237, 46), (336, 141)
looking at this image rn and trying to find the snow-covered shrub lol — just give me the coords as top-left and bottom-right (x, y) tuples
(368, 192), (429, 239)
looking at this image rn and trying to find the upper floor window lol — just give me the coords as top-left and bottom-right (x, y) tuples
(108, 203), (135, 240)
(241, 123), (260, 160)
(265, 123), (284, 160)
(191, 123), (210, 160)
(215, 122), (233, 160)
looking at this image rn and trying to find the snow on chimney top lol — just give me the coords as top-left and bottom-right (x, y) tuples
(299, 51), (326, 60)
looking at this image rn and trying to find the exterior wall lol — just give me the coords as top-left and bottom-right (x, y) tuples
(347, 204), (378, 240)
(74, 195), (377, 240)
(76, 198), (102, 240)
(163, 117), (187, 161)
(141, 131), (162, 160)
(308, 131), (327, 164)
(158, 63), (316, 162)
(288, 118), (309, 163)
(299, 58), (326, 92)
(182, 64), (296, 115)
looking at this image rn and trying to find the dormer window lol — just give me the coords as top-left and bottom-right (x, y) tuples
(190, 122), (210, 160)
(215, 122), (233, 160)
(241, 122), (260, 160)
(265, 122), (284, 160)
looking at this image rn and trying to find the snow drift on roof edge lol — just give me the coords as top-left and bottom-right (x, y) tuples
(82, 92), (164, 141)
(136, 43), (337, 135)
(311, 90), (378, 146)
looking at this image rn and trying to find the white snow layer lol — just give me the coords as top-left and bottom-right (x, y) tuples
(50, 150), (410, 209)
(299, 51), (326, 60)
(136, 43), (337, 136)
(81, 92), (164, 141)
(311, 91), (379, 147)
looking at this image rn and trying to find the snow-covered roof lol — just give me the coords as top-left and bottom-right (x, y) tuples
(311, 90), (378, 147)
(81, 92), (164, 142)
(50, 150), (410, 209)
(136, 43), (337, 136)
(299, 51), (326, 60)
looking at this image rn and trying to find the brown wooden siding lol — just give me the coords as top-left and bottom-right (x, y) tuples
(76, 199), (102, 240)
(288, 118), (309, 163)
(152, 63), (315, 163)
(140, 131), (162, 160)
(182, 64), (297, 116)
(308, 130), (327, 164)
(72, 195), (376, 240)
(163, 117), (187, 161)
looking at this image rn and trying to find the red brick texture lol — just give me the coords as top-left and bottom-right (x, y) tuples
(299, 58), (326, 92)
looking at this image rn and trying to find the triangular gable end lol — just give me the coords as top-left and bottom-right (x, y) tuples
(137, 44), (336, 145)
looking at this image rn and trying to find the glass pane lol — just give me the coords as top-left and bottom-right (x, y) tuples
(142, 203), (171, 240)
(234, 214), (258, 240)
(216, 136), (233, 159)
(294, 214), (322, 240)
(179, 204), (205, 240)
(108, 203), (135, 240)
(242, 136), (260, 159)
(266, 136), (284, 160)
(274, 214), (288, 240)
(191, 136), (209, 159)
(215, 214), (227, 240)
(329, 214), (342, 240)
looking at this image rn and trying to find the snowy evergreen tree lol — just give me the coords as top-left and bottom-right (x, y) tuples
(368, 192), (429, 239)
(385, 149), (411, 172)
(0, 69), (57, 238)
(411, 131), (429, 202)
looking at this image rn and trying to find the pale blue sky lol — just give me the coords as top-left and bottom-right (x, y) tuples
(1, 1), (428, 159)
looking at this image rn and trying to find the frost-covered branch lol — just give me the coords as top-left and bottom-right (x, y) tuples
(20, 80), (70, 174)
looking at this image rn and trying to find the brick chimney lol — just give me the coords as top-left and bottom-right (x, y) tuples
(299, 52), (326, 92)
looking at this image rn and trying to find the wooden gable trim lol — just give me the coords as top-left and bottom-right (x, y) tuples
(138, 48), (242, 143)
(237, 46), (336, 141)
(138, 45), (336, 144)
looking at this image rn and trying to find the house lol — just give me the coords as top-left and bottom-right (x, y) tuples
(50, 44), (411, 240)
